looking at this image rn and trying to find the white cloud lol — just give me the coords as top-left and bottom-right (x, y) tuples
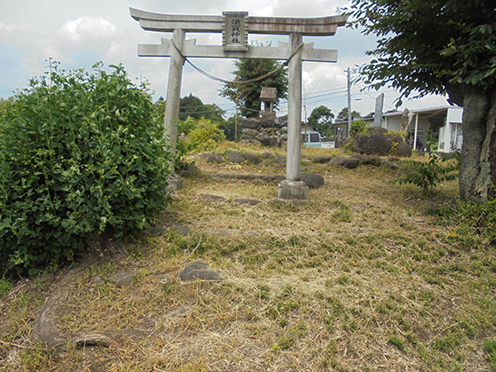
(0, 21), (15, 32)
(250, 6), (275, 17)
(58, 16), (117, 49)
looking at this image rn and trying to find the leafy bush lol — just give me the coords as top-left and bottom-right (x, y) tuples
(187, 117), (226, 152)
(392, 130), (460, 194)
(0, 62), (173, 276)
(392, 152), (459, 194)
(349, 119), (368, 136)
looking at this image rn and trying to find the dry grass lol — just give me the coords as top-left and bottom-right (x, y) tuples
(1, 143), (495, 371)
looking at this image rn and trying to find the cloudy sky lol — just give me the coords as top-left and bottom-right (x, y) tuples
(1, 0), (450, 119)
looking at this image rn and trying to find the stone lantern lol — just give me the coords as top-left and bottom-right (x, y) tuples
(260, 87), (277, 118)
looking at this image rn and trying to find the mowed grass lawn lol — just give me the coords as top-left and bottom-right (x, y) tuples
(1, 143), (495, 371)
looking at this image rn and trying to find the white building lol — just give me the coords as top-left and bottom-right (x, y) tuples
(381, 106), (463, 153)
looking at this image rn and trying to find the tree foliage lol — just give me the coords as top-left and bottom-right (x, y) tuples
(346, 0), (496, 103)
(337, 107), (361, 121)
(0, 62), (173, 276)
(179, 93), (225, 123)
(346, 0), (496, 202)
(308, 105), (334, 136)
(220, 59), (288, 118)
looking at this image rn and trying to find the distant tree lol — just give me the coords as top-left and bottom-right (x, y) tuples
(347, 0), (496, 202)
(307, 105), (334, 137)
(203, 103), (226, 123)
(219, 115), (243, 141)
(337, 107), (361, 121)
(220, 59), (288, 118)
(178, 94), (225, 123)
(178, 94), (205, 121)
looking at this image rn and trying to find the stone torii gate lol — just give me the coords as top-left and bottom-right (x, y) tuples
(131, 8), (347, 201)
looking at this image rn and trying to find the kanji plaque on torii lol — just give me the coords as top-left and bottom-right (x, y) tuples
(131, 8), (347, 201)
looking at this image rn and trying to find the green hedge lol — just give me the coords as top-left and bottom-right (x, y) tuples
(0, 63), (173, 275)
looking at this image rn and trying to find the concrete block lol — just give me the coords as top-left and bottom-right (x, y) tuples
(277, 180), (309, 203)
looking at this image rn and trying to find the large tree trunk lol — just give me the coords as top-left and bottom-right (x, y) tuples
(458, 89), (496, 203)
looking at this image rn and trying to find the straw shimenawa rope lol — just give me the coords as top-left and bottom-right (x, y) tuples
(170, 39), (303, 85)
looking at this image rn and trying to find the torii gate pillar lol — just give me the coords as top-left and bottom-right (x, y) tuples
(131, 8), (347, 201)
(164, 29), (186, 191)
(164, 29), (185, 151)
(277, 32), (309, 203)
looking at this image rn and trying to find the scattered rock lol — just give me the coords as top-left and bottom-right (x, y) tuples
(329, 157), (359, 169)
(301, 173), (325, 188)
(75, 334), (111, 348)
(311, 155), (332, 163)
(351, 154), (381, 166)
(244, 152), (261, 164)
(32, 286), (68, 349)
(353, 133), (393, 156)
(177, 165), (199, 177)
(179, 261), (223, 282)
(199, 194), (225, 202)
(199, 153), (210, 158)
(227, 151), (246, 163)
(206, 154), (223, 163)
(234, 198), (262, 206)
(260, 152), (274, 159)
(396, 143), (412, 157)
(273, 155), (287, 164)
(108, 271), (135, 288)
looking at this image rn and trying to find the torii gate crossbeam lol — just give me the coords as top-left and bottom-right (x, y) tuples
(131, 8), (348, 201)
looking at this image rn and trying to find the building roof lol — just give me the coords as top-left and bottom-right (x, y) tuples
(382, 105), (462, 117)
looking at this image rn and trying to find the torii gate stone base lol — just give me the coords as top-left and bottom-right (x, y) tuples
(131, 8), (347, 202)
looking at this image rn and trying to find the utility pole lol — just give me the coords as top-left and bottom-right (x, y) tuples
(46, 57), (53, 86)
(303, 86), (307, 147)
(347, 67), (351, 138)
